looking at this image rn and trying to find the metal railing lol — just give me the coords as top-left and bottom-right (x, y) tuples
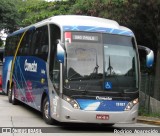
(140, 74), (160, 115)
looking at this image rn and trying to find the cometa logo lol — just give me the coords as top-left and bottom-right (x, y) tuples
(96, 96), (112, 100)
(24, 59), (37, 72)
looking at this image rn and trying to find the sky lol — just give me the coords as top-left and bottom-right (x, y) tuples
(0, 30), (7, 40)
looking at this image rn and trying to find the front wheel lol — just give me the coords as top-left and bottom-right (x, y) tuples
(42, 97), (55, 125)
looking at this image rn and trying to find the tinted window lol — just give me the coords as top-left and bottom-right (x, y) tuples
(31, 25), (49, 61)
(49, 24), (61, 92)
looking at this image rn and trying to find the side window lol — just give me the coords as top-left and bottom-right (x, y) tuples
(49, 24), (61, 92)
(18, 31), (32, 56)
(30, 30), (38, 55)
(31, 25), (49, 61)
(5, 35), (19, 56)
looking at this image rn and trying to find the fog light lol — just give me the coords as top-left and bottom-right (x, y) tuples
(66, 116), (70, 119)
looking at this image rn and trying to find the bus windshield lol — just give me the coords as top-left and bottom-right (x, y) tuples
(64, 32), (138, 94)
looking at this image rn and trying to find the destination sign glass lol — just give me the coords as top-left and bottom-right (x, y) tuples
(71, 32), (101, 43)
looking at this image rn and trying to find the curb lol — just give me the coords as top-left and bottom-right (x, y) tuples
(137, 117), (160, 126)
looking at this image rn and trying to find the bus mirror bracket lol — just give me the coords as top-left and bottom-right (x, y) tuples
(56, 40), (64, 63)
(138, 45), (154, 68)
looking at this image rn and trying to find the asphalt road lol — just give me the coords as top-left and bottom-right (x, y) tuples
(0, 94), (159, 136)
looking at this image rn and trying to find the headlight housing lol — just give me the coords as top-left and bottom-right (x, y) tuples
(63, 95), (80, 109)
(125, 98), (139, 111)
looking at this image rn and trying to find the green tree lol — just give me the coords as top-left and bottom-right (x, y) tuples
(0, 0), (19, 32)
(144, 0), (160, 100)
(18, 0), (76, 26)
(14, 0), (45, 27)
(70, 0), (110, 16)
(0, 39), (3, 47)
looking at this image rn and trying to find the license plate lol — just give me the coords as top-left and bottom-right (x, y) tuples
(96, 114), (109, 120)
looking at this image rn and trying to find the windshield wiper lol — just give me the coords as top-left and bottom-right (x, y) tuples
(67, 68), (82, 81)
(83, 49), (100, 93)
(83, 64), (99, 94)
(67, 73), (82, 80)
(106, 56), (115, 76)
(105, 56), (120, 91)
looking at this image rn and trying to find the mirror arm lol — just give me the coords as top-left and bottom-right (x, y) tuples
(138, 45), (151, 55)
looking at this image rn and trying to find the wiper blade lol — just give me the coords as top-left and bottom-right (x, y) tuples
(106, 56), (116, 76)
(67, 68), (82, 80)
(122, 88), (138, 93)
(84, 65), (99, 92)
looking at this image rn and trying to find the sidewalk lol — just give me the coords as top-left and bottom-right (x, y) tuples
(137, 116), (160, 126)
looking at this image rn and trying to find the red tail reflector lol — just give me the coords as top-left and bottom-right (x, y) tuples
(65, 32), (72, 43)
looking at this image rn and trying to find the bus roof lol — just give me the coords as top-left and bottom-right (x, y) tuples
(8, 15), (133, 37)
(40, 15), (132, 32)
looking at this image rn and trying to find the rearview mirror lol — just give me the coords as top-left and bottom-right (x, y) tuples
(56, 40), (64, 63)
(138, 45), (154, 68)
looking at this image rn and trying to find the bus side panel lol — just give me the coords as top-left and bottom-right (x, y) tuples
(13, 56), (48, 111)
(2, 57), (13, 94)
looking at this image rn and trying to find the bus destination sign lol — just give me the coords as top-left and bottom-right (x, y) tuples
(73, 35), (98, 41)
(72, 32), (100, 43)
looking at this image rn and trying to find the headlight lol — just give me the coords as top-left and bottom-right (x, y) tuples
(125, 98), (139, 111)
(63, 95), (80, 109)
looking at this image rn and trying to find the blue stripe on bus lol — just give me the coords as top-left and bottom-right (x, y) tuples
(2, 57), (13, 92)
(63, 26), (134, 36)
(76, 99), (129, 111)
(3, 56), (49, 110)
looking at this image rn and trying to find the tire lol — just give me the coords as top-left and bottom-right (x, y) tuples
(8, 87), (12, 103)
(11, 85), (18, 105)
(42, 97), (54, 125)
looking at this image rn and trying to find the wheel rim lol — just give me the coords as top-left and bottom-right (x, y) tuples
(8, 89), (11, 99)
(11, 87), (14, 102)
(44, 101), (49, 119)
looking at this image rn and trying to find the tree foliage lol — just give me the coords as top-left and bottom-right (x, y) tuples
(0, 39), (3, 47)
(18, 0), (76, 26)
(0, 0), (19, 32)
(70, 0), (160, 58)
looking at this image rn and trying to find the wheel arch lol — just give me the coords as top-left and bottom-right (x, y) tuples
(41, 91), (49, 112)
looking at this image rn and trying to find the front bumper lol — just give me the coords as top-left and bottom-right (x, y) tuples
(51, 100), (139, 124)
